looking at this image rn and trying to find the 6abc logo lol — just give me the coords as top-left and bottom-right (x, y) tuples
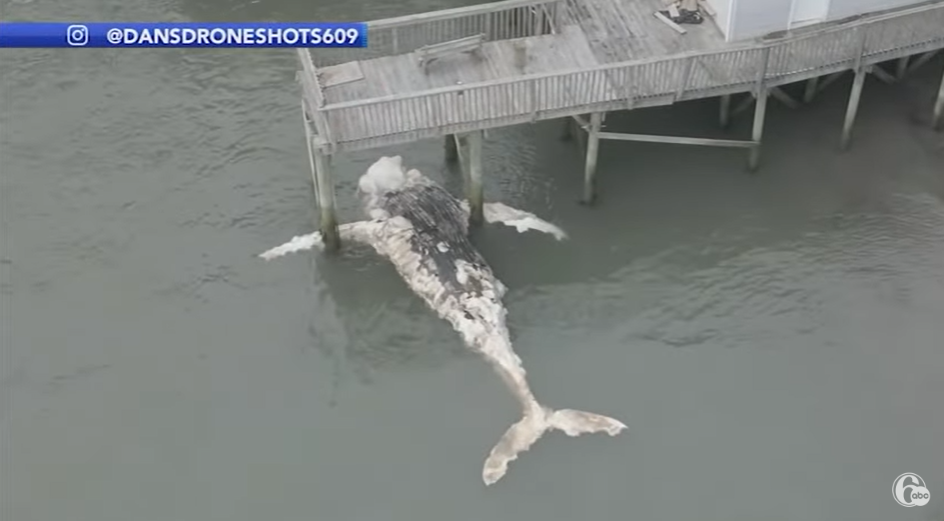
(66, 24), (89, 46)
(894, 473), (930, 508)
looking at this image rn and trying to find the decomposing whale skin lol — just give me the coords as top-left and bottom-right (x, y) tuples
(260, 155), (626, 485)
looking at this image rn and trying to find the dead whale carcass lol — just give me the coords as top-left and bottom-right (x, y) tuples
(261, 156), (626, 485)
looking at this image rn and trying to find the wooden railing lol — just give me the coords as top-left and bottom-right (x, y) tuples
(302, 0), (944, 151)
(296, 48), (332, 145)
(310, 0), (563, 67)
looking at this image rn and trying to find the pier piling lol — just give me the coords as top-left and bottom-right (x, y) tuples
(561, 117), (574, 141)
(817, 72), (846, 97)
(770, 87), (800, 109)
(312, 146), (340, 252)
(445, 134), (459, 163)
(573, 115), (588, 154)
(907, 50), (940, 75)
(302, 105), (340, 252)
(466, 130), (485, 225)
(896, 56), (909, 80)
(582, 112), (603, 205)
(934, 64), (944, 131)
(719, 94), (731, 129)
(868, 64), (897, 84)
(748, 88), (768, 172)
(841, 68), (867, 150)
(732, 94), (756, 117)
(293, 1), (943, 218)
(804, 77), (819, 103)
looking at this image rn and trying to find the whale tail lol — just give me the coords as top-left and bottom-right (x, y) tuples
(482, 406), (626, 485)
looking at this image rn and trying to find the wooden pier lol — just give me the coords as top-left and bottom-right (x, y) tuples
(296, 0), (944, 250)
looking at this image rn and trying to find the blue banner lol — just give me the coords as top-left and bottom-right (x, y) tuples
(0, 22), (368, 48)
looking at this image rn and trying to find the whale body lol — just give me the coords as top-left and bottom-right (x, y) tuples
(261, 156), (626, 485)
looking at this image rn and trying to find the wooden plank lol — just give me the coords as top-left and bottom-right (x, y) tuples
(418, 34), (487, 71)
(816, 71), (846, 94)
(906, 50), (940, 74)
(654, 11), (687, 34)
(368, 0), (563, 30)
(868, 64), (896, 84)
(770, 86), (799, 108)
(304, 0), (944, 150)
(319, 62), (365, 88)
(598, 131), (757, 147)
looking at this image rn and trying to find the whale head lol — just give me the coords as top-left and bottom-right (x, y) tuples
(359, 155), (406, 195)
(357, 156), (431, 218)
(357, 156), (406, 215)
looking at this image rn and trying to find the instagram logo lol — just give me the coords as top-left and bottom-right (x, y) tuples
(66, 24), (89, 46)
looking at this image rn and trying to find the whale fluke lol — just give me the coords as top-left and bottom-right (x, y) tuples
(482, 405), (626, 485)
(260, 156), (627, 486)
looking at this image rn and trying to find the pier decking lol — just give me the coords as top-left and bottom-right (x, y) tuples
(300, 0), (943, 153)
(295, 0), (944, 250)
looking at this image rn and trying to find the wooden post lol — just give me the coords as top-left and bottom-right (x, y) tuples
(804, 77), (819, 103)
(302, 104), (339, 251)
(313, 146), (340, 252)
(816, 71), (845, 96)
(841, 68), (867, 150)
(933, 64), (944, 131)
(732, 93), (756, 116)
(445, 134), (458, 163)
(582, 112), (602, 204)
(719, 94), (731, 129)
(596, 132), (756, 148)
(770, 87), (800, 109)
(532, 7), (545, 36)
(895, 56), (909, 80)
(466, 130), (484, 225)
(748, 88), (767, 172)
(576, 116), (587, 154)
(906, 50), (940, 76)
(561, 116), (573, 141)
(868, 64), (897, 85)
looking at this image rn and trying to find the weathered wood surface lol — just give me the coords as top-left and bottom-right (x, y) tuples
(299, 0), (944, 152)
(319, 24), (600, 104)
(418, 33), (487, 72)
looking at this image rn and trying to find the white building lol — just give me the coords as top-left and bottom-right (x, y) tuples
(704, 0), (935, 41)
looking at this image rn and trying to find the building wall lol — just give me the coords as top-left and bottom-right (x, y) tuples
(826, 0), (923, 21)
(711, 0), (926, 42)
(726, 0), (794, 41)
(705, 0), (735, 36)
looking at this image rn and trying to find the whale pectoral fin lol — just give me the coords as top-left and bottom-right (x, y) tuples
(259, 231), (324, 260)
(481, 202), (568, 241)
(259, 220), (384, 261)
(338, 220), (386, 245)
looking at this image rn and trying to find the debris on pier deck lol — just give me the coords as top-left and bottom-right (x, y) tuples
(318, 0), (728, 103)
(295, 0), (944, 247)
(299, 0), (944, 153)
